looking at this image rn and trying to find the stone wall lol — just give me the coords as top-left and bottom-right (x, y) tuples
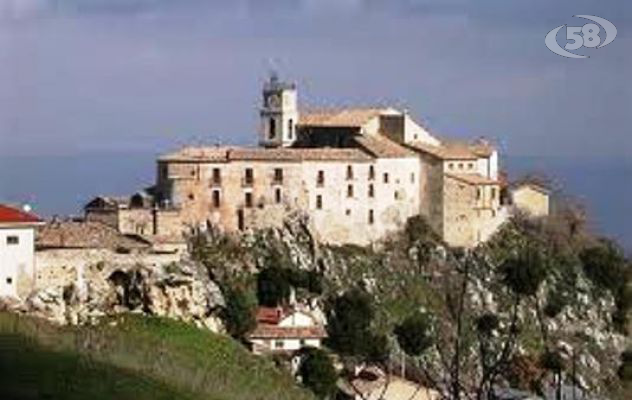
(34, 248), (182, 291)
(157, 156), (421, 246)
(512, 185), (550, 217)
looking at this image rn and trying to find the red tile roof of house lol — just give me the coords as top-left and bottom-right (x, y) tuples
(0, 204), (42, 225)
(256, 306), (284, 325)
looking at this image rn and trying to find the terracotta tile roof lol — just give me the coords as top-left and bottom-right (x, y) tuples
(36, 221), (150, 250)
(160, 146), (372, 162)
(408, 141), (478, 160)
(248, 324), (327, 339)
(0, 204), (42, 225)
(158, 146), (232, 162)
(298, 108), (387, 128)
(446, 173), (499, 186)
(353, 135), (415, 158)
(256, 307), (284, 325)
(409, 139), (495, 160)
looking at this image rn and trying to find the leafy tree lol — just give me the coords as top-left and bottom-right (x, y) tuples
(618, 350), (632, 382)
(298, 348), (338, 399)
(476, 313), (500, 337)
(395, 311), (434, 357)
(405, 215), (441, 245)
(221, 286), (257, 339)
(580, 240), (627, 293)
(289, 269), (324, 295)
(257, 267), (291, 307)
(326, 288), (377, 359)
(501, 243), (548, 297)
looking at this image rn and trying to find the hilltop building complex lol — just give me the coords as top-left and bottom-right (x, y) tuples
(85, 75), (546, 248)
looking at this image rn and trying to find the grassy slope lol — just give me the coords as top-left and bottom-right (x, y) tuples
(0, 335), (195, 400)
(0, 312), (313, 400)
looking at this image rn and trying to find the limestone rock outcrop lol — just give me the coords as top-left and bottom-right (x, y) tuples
(21, 260), (224, 332)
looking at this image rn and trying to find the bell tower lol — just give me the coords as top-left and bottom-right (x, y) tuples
(259, 73), (298, 148)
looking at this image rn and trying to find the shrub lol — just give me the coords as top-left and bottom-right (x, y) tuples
(544, 290), (569, 318)
(394, 311), (434, 356)
(257, 267), (292, 307)
(618, 350), (632, 382)
(501, 243), (549, 297)
(221, 286), (257, 339)
(580, 240), (627, 293)
(405, 215), (441, 244)
(298, 348), (338, 399)
(326, 288), (377, 359)
(476, 313), (500, 336)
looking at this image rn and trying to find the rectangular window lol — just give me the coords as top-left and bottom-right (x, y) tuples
(410, 172), (415, 183)
(273, 168), (283, 184)
(369, 165), (375, 180)
(244, 168), (254, 185)
(212, 190), (221, 208)
(212, 168), (221, 185)
(317, 170), (325, 186)
(368, 209), (374, 224)
(383, 173), (389, 184)
(346, 165), (354, 180)
(316, 195), (323, 210)
(368, 184), (375, 198)
(491, 188), (497, 200)
(275, 340), (284, 349)
(275, 188), (282, 204)
(6, 236), (19, 245)
(245, 192), (253, 208)
(347, 185), (354, 198)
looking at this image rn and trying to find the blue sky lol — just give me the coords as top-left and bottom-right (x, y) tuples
(0, 0), (629, 158)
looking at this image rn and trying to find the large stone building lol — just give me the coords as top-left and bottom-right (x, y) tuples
(86, 75), (540, 247)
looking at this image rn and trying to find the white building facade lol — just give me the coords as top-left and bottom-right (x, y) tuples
(0, 204), (42, 298)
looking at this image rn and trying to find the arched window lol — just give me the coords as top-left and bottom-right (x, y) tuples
(269, 118), (276, 139)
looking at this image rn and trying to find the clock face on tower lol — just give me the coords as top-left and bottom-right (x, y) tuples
(268, 94), (281, 108)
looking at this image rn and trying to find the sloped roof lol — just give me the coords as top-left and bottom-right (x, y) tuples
(353, 135), (415, 158)
(36, 221), (150, 250)
(298, 108), (388, 128)
(446, 173), (499, 186)
(160, 146), (372, 163)
(0, 204), (42, 225)
(409, 138), (495, 160)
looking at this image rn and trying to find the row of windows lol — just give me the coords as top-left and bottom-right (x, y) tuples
(208, 166), (411, 188)
(208, 188), (284, 209)
(5, 236), (19, 245)
(205, 182), (400, 209)
(448, 162), (475, 171)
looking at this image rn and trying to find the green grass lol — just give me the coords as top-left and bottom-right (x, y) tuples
(0, 334), (193, 400)
(0, 312), (314, 400)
